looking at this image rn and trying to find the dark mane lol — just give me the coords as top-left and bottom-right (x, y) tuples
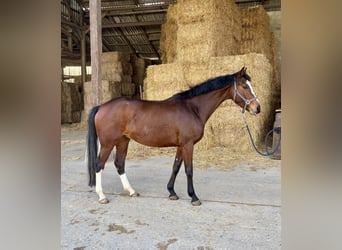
(174, 73), (237, 99)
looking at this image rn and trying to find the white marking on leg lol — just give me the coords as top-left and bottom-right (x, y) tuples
(97, 140), (101, 156)
(120, 173), (136, 196)
(96, 170), (106, 201)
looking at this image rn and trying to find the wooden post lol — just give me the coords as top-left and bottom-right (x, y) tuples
(89, 0), (102, 106)
(81, 30), (86, 84)
(80, 7), (86, 85)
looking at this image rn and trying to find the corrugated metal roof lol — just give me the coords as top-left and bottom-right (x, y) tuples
(61, 0), (281, 65)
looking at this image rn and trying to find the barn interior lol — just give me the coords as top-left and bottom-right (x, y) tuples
(61, 0), (281, 159)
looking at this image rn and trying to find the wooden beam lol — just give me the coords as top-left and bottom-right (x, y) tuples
(68, 34), (73, 52)
(103, 8), (168, 16)
(102, 20), (164, 29)
(89, 0), (102, 105)
(81, 30), (86, 84)
(80, 6), (86, 85)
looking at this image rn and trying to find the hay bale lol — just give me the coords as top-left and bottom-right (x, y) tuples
(239, 5), (279, 111)
(131, 56), (151, 99)
(194, 53), (273, 151)
(161, 0), (241, 64)
(239, 6), (273, 66)
(144, 63), (187, 100)
(61, 81), (82, 124)
(177, 0), (239, 25)
(102, 51), (130, 64)
(160, 4), (178, 63)
(82, 80), (122, 123)
(182, 62), (210, 87)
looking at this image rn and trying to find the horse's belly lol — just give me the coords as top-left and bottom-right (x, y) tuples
(125, 125), (180, 147)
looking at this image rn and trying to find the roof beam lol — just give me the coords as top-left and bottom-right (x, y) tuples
(102, 8), (168, 16)
(102, 20), (164, 29)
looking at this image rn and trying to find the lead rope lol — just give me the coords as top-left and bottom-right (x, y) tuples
(242, 111), (281, 157)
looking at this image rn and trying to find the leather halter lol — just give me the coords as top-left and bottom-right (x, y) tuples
(233, 80), (257, 113)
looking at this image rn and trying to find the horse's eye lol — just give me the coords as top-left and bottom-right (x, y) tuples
(242, 84), (249, 89)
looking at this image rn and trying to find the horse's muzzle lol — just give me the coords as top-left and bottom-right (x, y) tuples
(248, 102), (261, 115)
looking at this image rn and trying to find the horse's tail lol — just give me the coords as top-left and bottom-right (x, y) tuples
(87, 105), (100, 187)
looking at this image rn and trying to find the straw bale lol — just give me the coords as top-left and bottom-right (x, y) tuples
(182, 62), (210, 87)
(241, 6), (270, 28)
(177, 41), (214, 63)
(144, 63), (187, 100)
(82, 80), (122, 122)
(102, 63), (123, 73)
(61, 81), (82, 123)
(101, 71), (122, 82)
(102, 51), (130, 64)
(194, 53), (274, 151)
(240, 5), (273, 63)
(161, 0), (241, 64)
(160, 4), (178, 63)
(177, 0), (238, 25)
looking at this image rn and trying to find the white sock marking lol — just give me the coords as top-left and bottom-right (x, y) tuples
(96, 170), (106, 200)
(120, 173), (136, 195)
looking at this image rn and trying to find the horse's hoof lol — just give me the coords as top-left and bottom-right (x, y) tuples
(130, 192), (140, 197)
(169, 195), (179, 200)
(191, 200), (201, 206)
(98, 198), (109, 204)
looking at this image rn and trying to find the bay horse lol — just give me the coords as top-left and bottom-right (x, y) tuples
(87, 67), (260, 206)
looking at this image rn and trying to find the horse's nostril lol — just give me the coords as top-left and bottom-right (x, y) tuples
(257, 105), (261, 113)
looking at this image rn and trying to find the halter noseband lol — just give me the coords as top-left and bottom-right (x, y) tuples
(233, 80), (257, 113)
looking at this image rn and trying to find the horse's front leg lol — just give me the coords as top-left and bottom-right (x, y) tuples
(167, 147), (183, 200)
(182, 144), (201, 206)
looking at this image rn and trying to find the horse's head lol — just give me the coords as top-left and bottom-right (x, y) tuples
(232, 67), (261, 115)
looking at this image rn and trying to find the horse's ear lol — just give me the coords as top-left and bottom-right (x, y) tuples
(239, 67), (246, 76)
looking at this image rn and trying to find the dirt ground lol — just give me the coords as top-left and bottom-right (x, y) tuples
(61, 124), (281, 249)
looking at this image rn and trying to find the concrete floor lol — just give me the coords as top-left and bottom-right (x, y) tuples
(61, 128), (281, 250)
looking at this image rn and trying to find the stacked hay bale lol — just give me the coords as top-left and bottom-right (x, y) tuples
(199, 54), (273, 152)
(131, 55), (151, 99)
(101, 51), (135, 97)
(240, 6), (279, 107)
(144, 63), (187, 100)
(142, 0), (278, 157)
(82, 52), (136, 123)
(176, 0), (241, 63)
(149, 0), (242, 99)
(160, 4), (178, 64)
(61, 81), (83, 123)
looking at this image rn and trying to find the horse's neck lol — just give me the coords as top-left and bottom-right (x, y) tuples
(189, 85), (232, 123)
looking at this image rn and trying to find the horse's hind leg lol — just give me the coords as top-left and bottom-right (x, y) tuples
(96, 144), (114, 204)
(167, 147), (183, 200)
(115, 137), (139, 197)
